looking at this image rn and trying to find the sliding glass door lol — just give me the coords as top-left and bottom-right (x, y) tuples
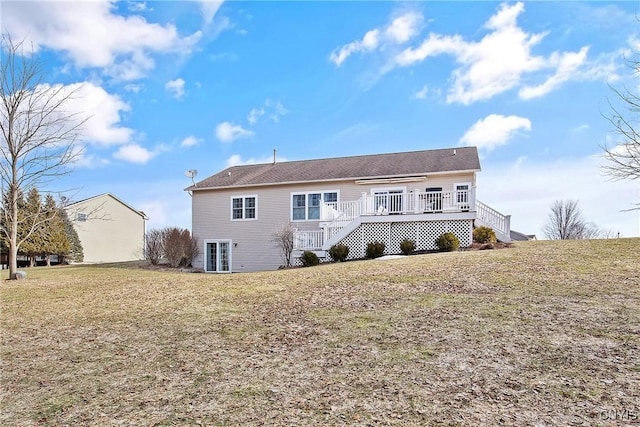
(205, 240), (231, 273)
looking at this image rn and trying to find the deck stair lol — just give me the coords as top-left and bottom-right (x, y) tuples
(475, 201), (511, 243)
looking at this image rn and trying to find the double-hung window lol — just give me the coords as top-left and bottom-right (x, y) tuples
(291, 191), (338, 221)
(231, 196), (257, 220)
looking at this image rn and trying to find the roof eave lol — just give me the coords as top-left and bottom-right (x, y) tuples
(187, 168), (481, 192)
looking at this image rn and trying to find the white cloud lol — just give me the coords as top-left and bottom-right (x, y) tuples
(330, 11), (422, 66)
(124, 83), (143, 93)
(128, 2), (150, 12)
(165, 78), (186, 99)
(180, 135), (202, 147)
(197, 0), (224, 25)
(330, 30), (380, 67)
(519, 47), (589, 100)
(247, 99), (288, 125)
(413, 85), (429, 99)
(392, 2), (602, 104)
(511, 155), (528, 172)
(2, 0), (201, 81)
(113, 144), (155, 164)
(38, 82), (133, 146)
(385, 12), (423, 44)
(478, 155), (639, 238)
(247, 107), (265, 125)
(570, 124), (590, 134)
(395, 33), (464, 67)
(71, 145), (111, 169)
(460, 114), (532, 151)
(225, 153), (288, 167)
(215, 121), (254, 143)
(395, 3), (548, 104)
(266, 99), (289, 123)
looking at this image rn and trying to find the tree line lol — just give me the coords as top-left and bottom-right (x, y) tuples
(0, 188), (83, 267)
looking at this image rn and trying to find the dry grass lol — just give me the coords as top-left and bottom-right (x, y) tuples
(1, 239), (639, 426)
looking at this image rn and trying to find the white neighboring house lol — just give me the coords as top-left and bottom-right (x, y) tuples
(64, 193), (148, 263)
(187, 146), (511, 273)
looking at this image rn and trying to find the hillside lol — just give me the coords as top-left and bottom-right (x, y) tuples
(1, 239), (639, 425)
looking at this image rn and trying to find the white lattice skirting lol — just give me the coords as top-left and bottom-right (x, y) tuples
(338, 220), (473, 259)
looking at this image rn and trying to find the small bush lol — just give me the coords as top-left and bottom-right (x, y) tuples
(163, 227), (199, 268)
(145, 227), (198, 267)
(474, 226), (497, 244)
(399, 238), (416, 255)
(435, 232), (460, 252)
(328, 244), (349, 262)
(366, 241), (386, 259)
(300, 251), (320, 267)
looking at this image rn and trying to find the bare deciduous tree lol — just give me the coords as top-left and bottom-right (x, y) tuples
(272, 223), (295, 268)
(144, 229), (164, 265)
(602, 51), (640, 185)
(163, 227), (199, 268)
(144, 227), (198, 268)
(1, 36), (85, 279)
(543, 200), (614, 240)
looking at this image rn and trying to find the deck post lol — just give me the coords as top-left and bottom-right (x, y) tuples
(505, 215), (511, 237)
(470, 187), (477, 211)
(361, 192), (368, 215)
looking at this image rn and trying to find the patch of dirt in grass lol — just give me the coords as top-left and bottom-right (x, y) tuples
(1, 239), (639, 425)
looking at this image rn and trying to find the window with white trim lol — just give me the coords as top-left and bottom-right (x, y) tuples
(291, 191), (338, 221)
(454, 182), (471, 207)
(231, 196), (257, 220)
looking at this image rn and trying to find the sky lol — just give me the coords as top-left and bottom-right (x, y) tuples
(2, 0), (639, 238)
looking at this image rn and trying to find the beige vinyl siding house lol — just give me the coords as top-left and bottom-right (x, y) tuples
(188, 147), (511, 273)
(65, 193), (148, 263)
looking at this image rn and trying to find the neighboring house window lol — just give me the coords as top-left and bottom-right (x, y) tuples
(205, 240), (231, 273)
(76, 212), (87, 222)
(291, 191), (338, 221)
(231, 196), (257, 220)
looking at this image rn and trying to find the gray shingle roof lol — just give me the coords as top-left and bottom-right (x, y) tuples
(188, 146), (480, 191)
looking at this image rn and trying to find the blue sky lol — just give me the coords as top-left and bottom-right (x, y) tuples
(2, 1), (639, 237)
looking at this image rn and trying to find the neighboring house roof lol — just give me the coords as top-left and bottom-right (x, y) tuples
(189, 146), (480, 191)
(65, 193), (149, 220)
(510, 230), (536, 241)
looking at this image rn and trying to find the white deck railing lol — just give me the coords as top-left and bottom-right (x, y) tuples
(476, 201), (511, 241)
(321, 189), (475, 219)
(293, 230), (324, 251)
(293, 189), (478, 250)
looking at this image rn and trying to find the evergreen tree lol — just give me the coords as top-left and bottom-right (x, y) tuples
(20, 188), (45, 267)
(60, 206), (83, 263)
(42, 194), (69, 266)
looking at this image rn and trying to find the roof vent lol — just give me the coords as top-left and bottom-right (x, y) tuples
(273, 148), (277, 165)
(453, 149), (457, 156)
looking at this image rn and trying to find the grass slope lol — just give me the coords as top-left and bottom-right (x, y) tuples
(1, 239), (639, 426)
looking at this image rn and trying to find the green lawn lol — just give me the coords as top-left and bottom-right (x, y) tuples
(1, 239), (639, 426)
